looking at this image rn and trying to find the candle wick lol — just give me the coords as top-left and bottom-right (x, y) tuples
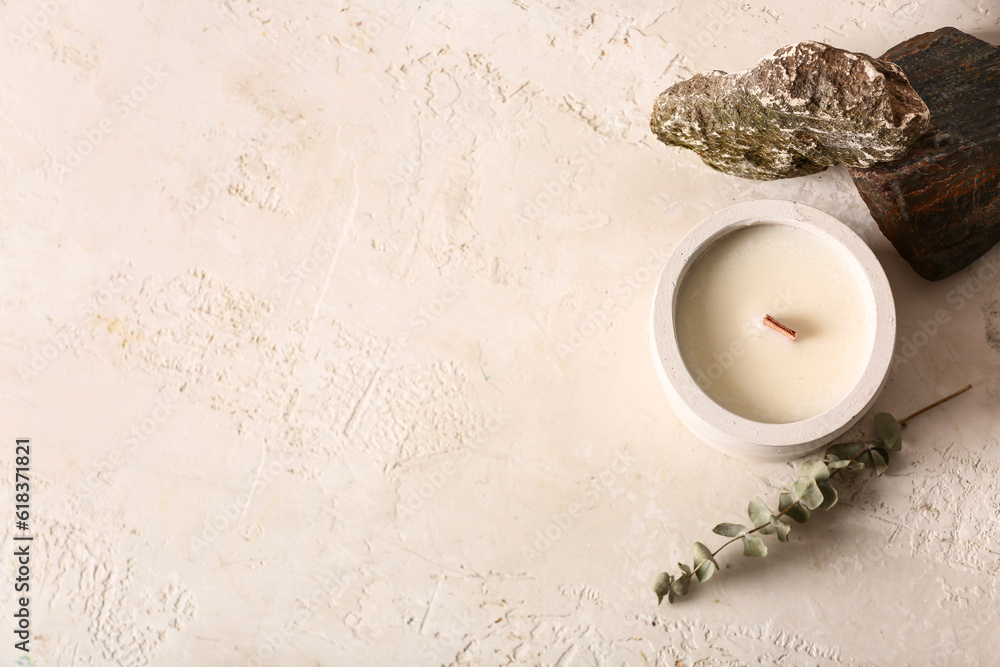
(763, 314), (797, 341)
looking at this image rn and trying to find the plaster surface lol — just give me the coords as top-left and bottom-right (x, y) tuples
(1, 1), (999, 665)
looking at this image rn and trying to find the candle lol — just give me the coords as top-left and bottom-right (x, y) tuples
(674, 224), (874, 424)
(651, 200), (895, 460)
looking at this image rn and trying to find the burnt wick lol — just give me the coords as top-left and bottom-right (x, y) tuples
(763, 314), (797, 341)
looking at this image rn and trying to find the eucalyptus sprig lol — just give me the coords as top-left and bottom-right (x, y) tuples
(654, 384), (972, 604)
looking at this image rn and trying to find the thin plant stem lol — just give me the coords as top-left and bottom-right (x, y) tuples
(899, 384), (972, 426)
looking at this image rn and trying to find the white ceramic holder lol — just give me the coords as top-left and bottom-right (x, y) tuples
(651, 200), (896, 461)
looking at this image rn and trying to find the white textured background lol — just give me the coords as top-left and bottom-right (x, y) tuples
(2, 0), (999, 665)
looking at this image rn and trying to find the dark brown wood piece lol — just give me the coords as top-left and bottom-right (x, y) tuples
(849, 27), (1000, 281)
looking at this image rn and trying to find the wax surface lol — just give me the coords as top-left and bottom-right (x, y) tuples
(675, 224), (874, 423)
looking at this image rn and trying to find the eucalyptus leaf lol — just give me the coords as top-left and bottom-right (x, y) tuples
(671, 575), (691, 597)
(693, 542), (718, 583)
(875, 413), (902, 451)
(818, 482), (838, 510)
(742, 534), (767, 558)
(678, 562), (691, 576)
(871, 448), (889, 476)
(654, 572), (673, 605)
(826, 459), (851, 469)
(860, 449), (875, 470)
(713, 523), (747, 538)
(779, 491), (811, 523)
(771, 517), (791, 543)
(791, 476), (825, 511)
(825, 442), (865, 462)
(799, 459), (830, 483)
(748, 497), (774, 534)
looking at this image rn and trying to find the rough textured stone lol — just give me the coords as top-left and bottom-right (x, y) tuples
(849, 28), (1000, 281)
(650, 41), (930, 180)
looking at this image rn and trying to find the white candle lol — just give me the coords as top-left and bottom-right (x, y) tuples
(651, 200), (896, 461)
(674, 224), (874, 424)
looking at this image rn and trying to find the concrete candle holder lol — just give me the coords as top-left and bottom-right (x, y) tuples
(651, 200), (896, 460)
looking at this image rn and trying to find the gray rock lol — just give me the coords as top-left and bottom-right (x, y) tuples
(650, 41), (930, 180)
